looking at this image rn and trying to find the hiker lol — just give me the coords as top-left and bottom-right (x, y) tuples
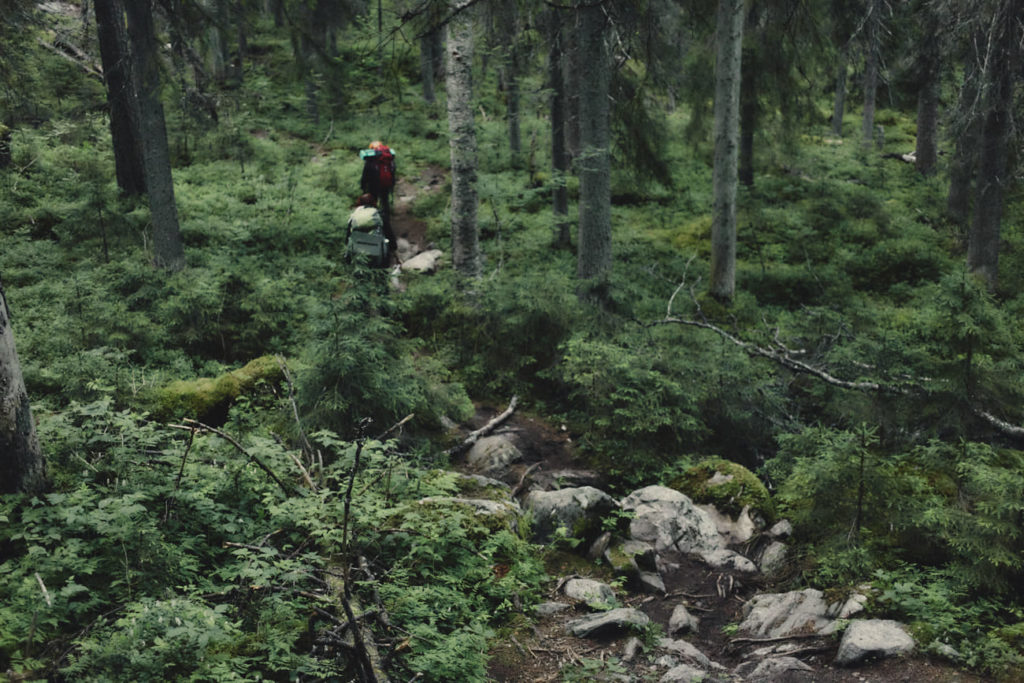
(359, 141), (396, 251)
(346, 193), (392, 267)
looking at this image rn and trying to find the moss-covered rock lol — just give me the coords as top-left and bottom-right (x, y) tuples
(148, 355), (284, 424)
(668, 456), (775, 523)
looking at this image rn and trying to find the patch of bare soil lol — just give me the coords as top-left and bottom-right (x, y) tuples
(456, 406), (992, 683)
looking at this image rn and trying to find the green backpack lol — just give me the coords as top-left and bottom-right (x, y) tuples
(347, 206), (387, 266)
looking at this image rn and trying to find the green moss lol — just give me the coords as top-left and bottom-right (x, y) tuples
(669, 456), (775, 522)
(149, 355), (284, 422)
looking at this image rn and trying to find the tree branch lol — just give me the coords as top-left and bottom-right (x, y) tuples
(169, 419), (294, 497)
(445, 395), (519, 457)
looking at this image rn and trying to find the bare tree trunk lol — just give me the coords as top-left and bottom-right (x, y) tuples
(504, 48), (521, 163)
(832, 42), (849, 136)
(0, 279), (46, 495)
(234, 0), (248, 85)
(914, 6), (941, 175)
(209, 0), (228, 83)
(575, 0), (611, 286)
(0, 126), (10, 169)
(738, 42), (757, 187)
(915, 77), (939, 175)
(446, 2), (480, 278)
(548, 9), (570, 248)
(710, 0), (744, 302)
(947, 49), (981, 227)
(967, 1), (1017, 290)
(562, 20), (581, 165)
(860, 0), (881, 149)
(125, 0), (186, 272)
(420, 35), (436, 103)
(95, 0), (146, 197)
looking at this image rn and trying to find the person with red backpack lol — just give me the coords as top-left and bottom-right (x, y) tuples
(360, 141), (396, 258)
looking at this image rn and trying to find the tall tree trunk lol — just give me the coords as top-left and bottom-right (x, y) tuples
(234, 0), (248, 85)
(915, 76), (939, 175)
(0, 125), (10, 169)
(95, 0), (146, 197)
(575, 0), (611, 286)
(209, 0), (228, 83)
(504, 47), (521, 163)
(710, 0), (744, 302)
(947, 50), (981, 227)
(0, 279), (46, 495)
(548, 10), (570, 248)
(419, 35), (436, 103)
(446, 2), (480, 279)
(125, 0), (186, 272)
(562, 21), (581, 165)
(430, 27), (444, 80)
(860, 0), (881, 149)
(914, 6), (941, 175)
(967, 0), (1018, 290)
(738, 42), (757, 187)
(832, 42), (849, 136)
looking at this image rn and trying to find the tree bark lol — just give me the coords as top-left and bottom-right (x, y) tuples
(832, 42), (849, 136)
(125, 0), (186, 272)
(947, 46), (982, 228)
(234, 0), (248, 85)
(738, 44), (757, 187)
(913, 6), (941, 176)
(575, 0), (611, 286)
(504, 48), (521, 163)
(562, 19), (581, 165)
(548, 9), (570, 248)
(915, 77), (939, 175)
(0, 279), (47, 495)
(419, 34), (436, 103)
(860, 0), (881, 149)
(446, 1), (480, 278)
(967, 0), (1018, 290)
(95, 0), (146, 197)
(710, 0), (744, 302)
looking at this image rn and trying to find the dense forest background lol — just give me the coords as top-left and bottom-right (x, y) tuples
(2, 0), (1024, 680)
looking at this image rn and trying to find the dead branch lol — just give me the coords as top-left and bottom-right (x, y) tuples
(729, 632), (831, 645)
(661, 279), (1024, 440)
(376, 413), (415, 442)
(37, 39), (103, 80)
(445, 395), (519, 457)
(34, 573), (52, 607)
(170, 420), (293, 496)
(510, 462), (542, 498)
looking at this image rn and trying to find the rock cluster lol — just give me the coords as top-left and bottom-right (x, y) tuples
(457, 433), (918, 681)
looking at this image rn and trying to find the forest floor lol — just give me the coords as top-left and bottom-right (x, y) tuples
(455, 404), (991, 683)
(394, 166), (990, 682)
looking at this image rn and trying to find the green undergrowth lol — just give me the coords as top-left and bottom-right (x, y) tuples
(4, 4), (1024, 680)
(0, 398), (546, 681)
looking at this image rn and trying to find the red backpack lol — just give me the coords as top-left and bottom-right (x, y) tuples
(377, 146), (395, 191)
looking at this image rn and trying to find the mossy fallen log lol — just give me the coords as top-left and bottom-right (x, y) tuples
(148, 355), (284, 425)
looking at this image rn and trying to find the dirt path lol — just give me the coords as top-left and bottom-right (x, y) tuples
(455, 406), (991, 683)
(389, 164), (446, 260)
